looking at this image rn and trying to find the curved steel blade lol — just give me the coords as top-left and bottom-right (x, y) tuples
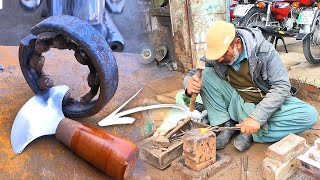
(10, 85), (69, 154)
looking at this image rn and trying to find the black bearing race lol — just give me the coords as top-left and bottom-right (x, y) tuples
(19, 15), (119, 118)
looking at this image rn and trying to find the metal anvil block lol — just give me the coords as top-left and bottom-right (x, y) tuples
(182, 128), (216, 166)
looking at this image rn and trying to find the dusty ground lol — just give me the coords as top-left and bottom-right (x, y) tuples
(0, 39), (320, 179)
(1, 1), (319, 179)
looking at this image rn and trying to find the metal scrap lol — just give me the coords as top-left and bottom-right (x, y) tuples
(241, 155), (248, 180)
(42, 0), (125, 52)
(104, 12), (125, 51)
(19, 15), (119, 118)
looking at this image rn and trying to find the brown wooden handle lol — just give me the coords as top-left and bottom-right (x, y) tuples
(165, 116), (191, 138)
(165, 68), (203, 138)
(55, 118), (139, 180)
(189, 68), (203, 112)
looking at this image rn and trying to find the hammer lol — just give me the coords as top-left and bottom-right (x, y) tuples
(153, 60), (205, 148)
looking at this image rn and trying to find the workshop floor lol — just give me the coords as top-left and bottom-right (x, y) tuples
(0, 42), (320, 179)
(1, 2), (320, 178)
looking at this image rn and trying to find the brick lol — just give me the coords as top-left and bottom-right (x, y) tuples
(184, 156), (216, 172)
(308, 92), (320, 102)
(262, 157), (299, 180)
(176, 59), (184, 67)
(182, 128), (216, 164)
(171, 153), (231, 179)
(302, 84), (320, 93)
(176, 66), (187, 73)
(266, 134), (307, 163)
(179, 55), (192, 64)
(179, 61), (193, 70)
(182, 137), (216, 163)
(156, 89), (183, 104)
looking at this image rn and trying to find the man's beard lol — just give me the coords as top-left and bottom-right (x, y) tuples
(232, 46), (240, 63)
(222, 47), (240, 65)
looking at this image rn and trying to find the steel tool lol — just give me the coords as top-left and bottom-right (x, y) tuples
(241, 155), (248, 180)
(169, 126), (241, 140)
(11, 85), (138, 179)
(136, 43), (156, 64)
(152, 60), (206, 148)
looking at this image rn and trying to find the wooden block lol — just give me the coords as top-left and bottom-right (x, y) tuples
(140, 137), (183, 169)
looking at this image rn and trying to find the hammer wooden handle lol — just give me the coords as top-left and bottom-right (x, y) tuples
(165, 116), (191, 138)
(189, 68), (203, 112)
(165, 68), (203, 139)
(55, 118), (139, 180)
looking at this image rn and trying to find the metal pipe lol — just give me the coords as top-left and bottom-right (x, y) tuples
(46, 0), (125, 52)
(104, 12), (125, 52)
(266, 2), (272, 26)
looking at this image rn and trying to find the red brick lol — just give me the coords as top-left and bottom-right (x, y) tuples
(266, 134), (307, 163)
(182, 128), (216, 164)
(179, 55), (192, 64)
(171, 153), (231, 179)
(184, 156), (216, 172)
(303, 84), (320, 93)
(180, 61), (193, 70)
(176, 67), (186, 73)
(176, 59), (184, 67)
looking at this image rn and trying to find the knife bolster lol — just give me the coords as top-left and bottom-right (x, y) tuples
(55, 118), (80, 147)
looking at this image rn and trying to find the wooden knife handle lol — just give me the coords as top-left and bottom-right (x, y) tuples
(165, 116), (191, 138)
(55, 118), (139, 180)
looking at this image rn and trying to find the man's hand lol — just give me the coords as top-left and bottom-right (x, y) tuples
(187, 74), (202, 95)
(238, 117), (261, 134)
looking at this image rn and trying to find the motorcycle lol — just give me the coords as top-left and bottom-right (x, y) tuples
(232, 0), (320, 64)
(230, 0), (257, 21)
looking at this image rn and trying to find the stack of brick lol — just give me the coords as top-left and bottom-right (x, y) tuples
(262, 134), (308, 180)
(182, 128), (216, 171)
(297, 138), (320, 177)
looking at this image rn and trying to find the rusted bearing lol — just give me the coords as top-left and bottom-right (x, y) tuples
(19, 15), (119, 118)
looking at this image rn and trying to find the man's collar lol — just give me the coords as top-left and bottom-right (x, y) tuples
(234, 37), (248, 65)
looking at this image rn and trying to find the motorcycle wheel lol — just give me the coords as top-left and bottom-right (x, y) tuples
(303, 15), (320, 64)
(237, 8), (268, 27)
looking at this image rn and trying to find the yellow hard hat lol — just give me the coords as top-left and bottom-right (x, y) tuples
(206, 21), (236, 60)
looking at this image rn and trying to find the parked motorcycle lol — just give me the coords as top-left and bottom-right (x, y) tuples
(233, 0), (320, 64)
(230, 0), (257, 21)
